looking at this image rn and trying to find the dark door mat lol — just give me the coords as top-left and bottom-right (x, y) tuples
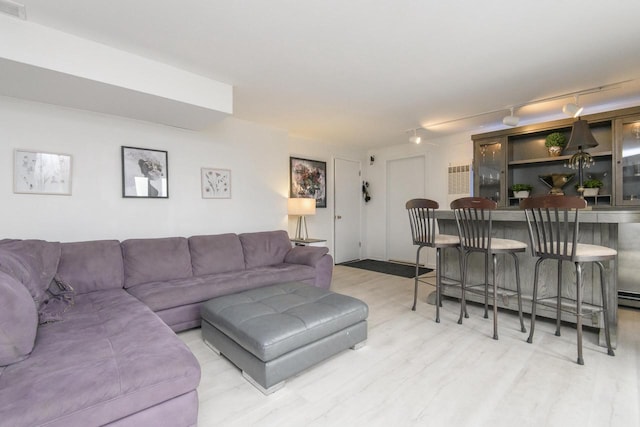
(339, 259), (433, 278)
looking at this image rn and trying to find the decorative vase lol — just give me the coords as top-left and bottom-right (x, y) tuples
(583, 188), (599, 197)
(539, 173), (575, 195)
(547, 146), (562, 157)
(513, 191), (530, 198)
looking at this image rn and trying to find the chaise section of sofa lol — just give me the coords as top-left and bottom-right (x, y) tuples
(0, 239), (201, 427)
(0, 290), (201, 427)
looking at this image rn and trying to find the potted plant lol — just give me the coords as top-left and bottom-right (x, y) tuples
(579, 178), (603, 196)
(511, 183), (533, 198)
(545, 132), (566, 157)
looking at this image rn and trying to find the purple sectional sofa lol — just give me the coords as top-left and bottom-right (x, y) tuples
(0, 230), (333, 427)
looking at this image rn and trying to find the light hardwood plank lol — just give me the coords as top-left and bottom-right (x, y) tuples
(179, 266), (640, 426)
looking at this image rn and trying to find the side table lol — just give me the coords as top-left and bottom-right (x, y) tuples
(290, 238), (327, 247)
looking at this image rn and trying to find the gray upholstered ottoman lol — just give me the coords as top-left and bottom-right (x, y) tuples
(201, 281), (368, 394)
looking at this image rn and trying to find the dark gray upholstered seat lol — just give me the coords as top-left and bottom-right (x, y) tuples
(201, 282), (368, 394)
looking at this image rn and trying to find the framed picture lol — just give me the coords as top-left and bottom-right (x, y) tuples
(201, 168), (231, 199)
(290, 156), (327, 208)
(14, 150), (72, 195)
(122, 146), (168, 198)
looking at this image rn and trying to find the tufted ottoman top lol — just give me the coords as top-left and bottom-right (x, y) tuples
(200, 282), (368, 362)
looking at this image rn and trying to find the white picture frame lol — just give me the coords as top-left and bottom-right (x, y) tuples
(13, 149), (72, 195)
(201, 168), (231, 199)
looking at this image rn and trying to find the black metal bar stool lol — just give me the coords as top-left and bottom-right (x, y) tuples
(406, 199), (462, 323)
(520, 195), (615, 365)
(450, 197), (527, 339)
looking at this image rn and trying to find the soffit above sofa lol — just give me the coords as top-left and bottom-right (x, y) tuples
(0, 14), (232, 130)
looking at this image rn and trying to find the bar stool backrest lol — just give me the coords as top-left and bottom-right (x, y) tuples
(406, 198), (439, 247)
(519, 195), (587, 261)
(450, 197), (497, 251)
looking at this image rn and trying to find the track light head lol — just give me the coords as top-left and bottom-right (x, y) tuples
(563, 96), (583, 117)
(409, 129), (421, 144)
(502, 115), (519, 126)
(502, 107), (519, 127)
(562, 102), (584, 117)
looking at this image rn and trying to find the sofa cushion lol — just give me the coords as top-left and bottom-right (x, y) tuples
(0, 289), (201, 427)
(189, 234), (246, 276)
(0, 239), (61, 307)
(57, 240), (125, 294)
(121, 237), (193, 288)
(239, 230), (292, 269)
(127, 272), (250, 312)
(0, 271), (38, 366)
(243, 264), (316, 287)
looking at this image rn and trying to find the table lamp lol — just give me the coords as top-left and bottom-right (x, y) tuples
(288, 198), (316, 240)
(564, 119), (599, 197)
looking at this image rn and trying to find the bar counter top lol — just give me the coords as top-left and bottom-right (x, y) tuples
(437, 207), (640, 223)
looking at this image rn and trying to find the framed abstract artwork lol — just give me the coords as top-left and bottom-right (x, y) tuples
(122, 146), (168, 198)
(14, 149), (72, 195)
(290, 156), (327, 208)
(201, 168), (231, 199)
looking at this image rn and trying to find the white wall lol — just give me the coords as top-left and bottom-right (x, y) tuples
(1, 93), (476, 266)
(0, 96), (289, 242)
(364, 133), (473, 266)
(288, 135), (367, 257)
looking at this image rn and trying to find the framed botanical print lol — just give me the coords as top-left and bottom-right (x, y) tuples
(201, 168), (231, 199)
(14, 150), (72, 195)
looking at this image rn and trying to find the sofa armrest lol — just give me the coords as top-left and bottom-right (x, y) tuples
(313, 254), (333, 289)
(284, 246), (329, 267)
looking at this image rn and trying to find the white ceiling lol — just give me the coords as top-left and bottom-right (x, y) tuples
(11, 0), (640, 148)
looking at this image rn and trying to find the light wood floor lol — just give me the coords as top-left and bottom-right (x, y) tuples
(179, 266), (640, 427)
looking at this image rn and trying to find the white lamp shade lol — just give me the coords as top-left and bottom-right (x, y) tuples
(288, 198), (316, 216)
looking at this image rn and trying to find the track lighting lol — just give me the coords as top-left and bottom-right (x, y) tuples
(419, 80), (632, 131)
(562, 96), (584, 117)
(409, 129), (421, 144)
(502, 107), (520, 127)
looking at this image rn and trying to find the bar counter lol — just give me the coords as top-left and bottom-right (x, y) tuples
(436, 208), (640, 347)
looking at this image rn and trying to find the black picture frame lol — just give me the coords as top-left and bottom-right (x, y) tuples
(121, 146), (169, 198)
(289, 156), (327, 208)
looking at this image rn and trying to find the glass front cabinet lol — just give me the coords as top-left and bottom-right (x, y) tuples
(615, 114), (640, 206)
(472, 106), (640, 208)
(473, 137), (507, 207)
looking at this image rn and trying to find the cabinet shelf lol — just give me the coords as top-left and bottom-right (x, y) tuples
(508, 151), (613, 166)
(508, 194), (612, 207)
(583, 194), (612, 206)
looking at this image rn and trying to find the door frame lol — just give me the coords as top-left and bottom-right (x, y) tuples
(385, 154), (427, 263)
(333, 156), (363, 264)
